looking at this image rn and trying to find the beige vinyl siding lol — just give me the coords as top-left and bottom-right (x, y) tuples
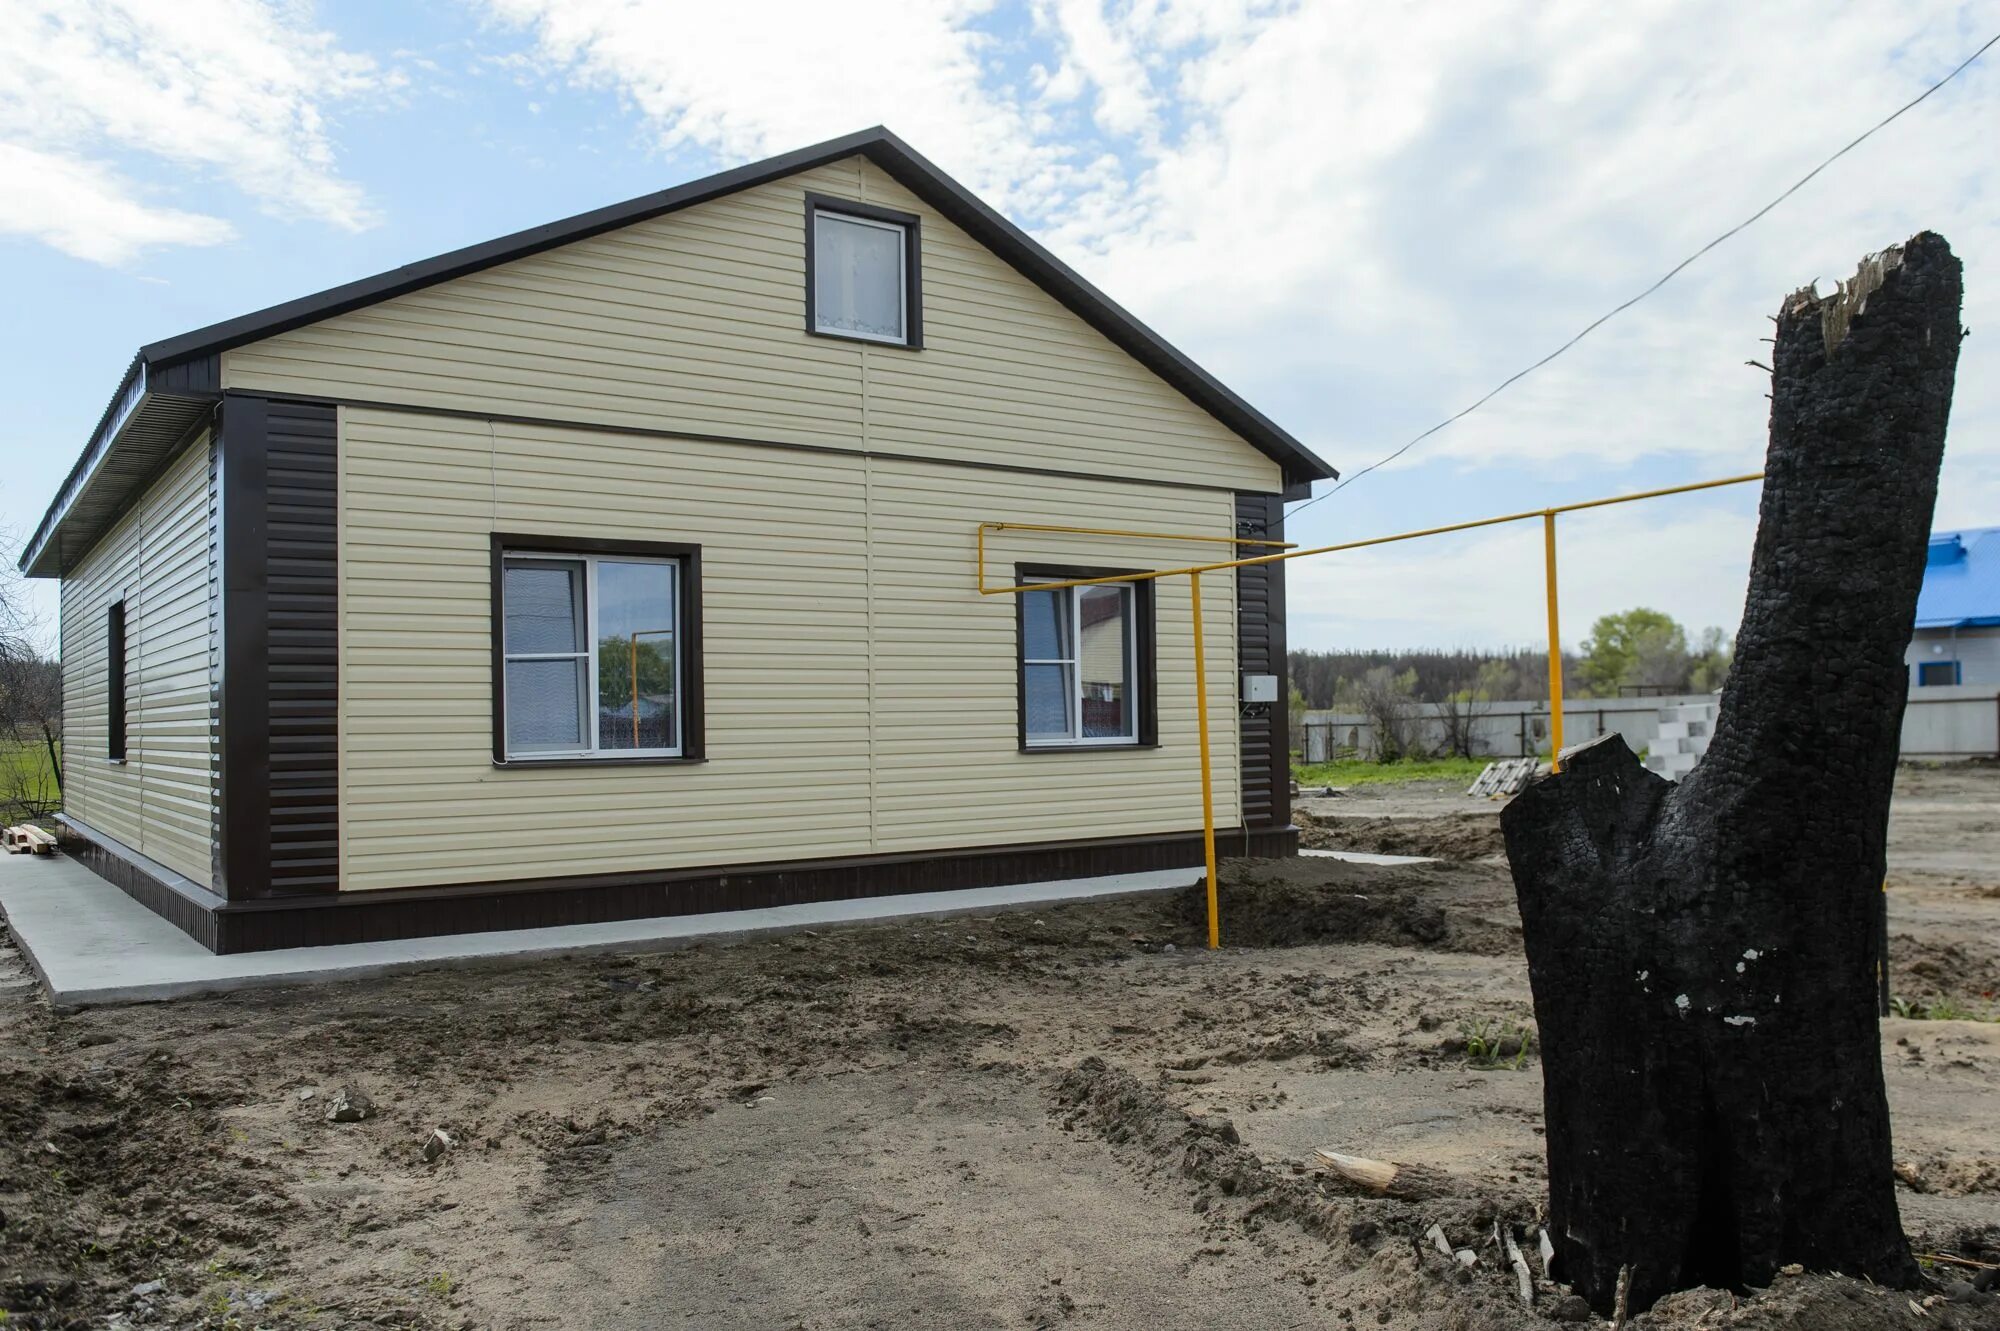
(224, 156), (1283, 495)
(340, 407), (870, 888)
(865, 454), (1239, 853)
(339, 406), (1242, 891)
(57, 435), (216, 885)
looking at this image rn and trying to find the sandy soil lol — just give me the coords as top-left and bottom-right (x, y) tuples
(1293, 779), (1511, 861)
(2, 765), (1998, 1329)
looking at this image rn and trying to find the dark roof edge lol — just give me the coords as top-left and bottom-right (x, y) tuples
(139, 124), (1334, 486)
(18, 353), (146, 575)
(855, 130), (1335, 485)
(140, 127), (889, 367)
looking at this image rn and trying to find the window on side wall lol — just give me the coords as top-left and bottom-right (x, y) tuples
(1917, 660), (1960, 687)
(807, 195), (922, 348)
(107, 599), (128, 762)
(1017, 567), (1156, 751)
(492, 538), (704, 764)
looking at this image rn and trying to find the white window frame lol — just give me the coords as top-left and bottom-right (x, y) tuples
(1022, 582), (1140, 748)
(813, 209), (909, 345)
(501, 551), (682, 761)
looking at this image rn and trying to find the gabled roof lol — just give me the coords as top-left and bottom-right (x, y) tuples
(1915, 527), (2000, 629)
(22, 127), (1333, 577)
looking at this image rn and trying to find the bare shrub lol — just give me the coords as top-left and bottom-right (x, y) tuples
(0, 540), (62, 822)
(1336, 667), (1425, 762)
(1435, 683), (1491, 759)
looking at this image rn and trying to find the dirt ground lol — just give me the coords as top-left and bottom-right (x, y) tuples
(3, 766), (1998, 1329)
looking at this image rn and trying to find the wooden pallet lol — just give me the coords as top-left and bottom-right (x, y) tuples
(3, 824), (57, 855)
(1466, 757), (1539, 799)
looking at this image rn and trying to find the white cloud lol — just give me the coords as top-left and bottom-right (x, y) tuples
(474, 0), (1075, 218)
(0, 144), (234, 264)
(1029, 0), (1162, 140)
(465, 0), (1998, 648)
(0, 0), (392, 264)
(470, 2), (1995, 445)
(1061, 2), (1999, 473)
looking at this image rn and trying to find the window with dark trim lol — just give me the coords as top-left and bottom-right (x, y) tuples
(107, 599), (127, 761)
(1016, 565), (1157, 751)
(1917, 660), (1960, 687)
(490, 535), (705, 766)
(805, 193), (923, 349)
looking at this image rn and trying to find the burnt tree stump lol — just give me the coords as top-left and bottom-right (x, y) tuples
(1502, 233), (1963, 1314)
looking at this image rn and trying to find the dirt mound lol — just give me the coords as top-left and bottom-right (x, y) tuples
(2, 761), (1996, 1331)
(0, 1054), (412, 1330)
(1177, 856), (1521, 954)
(1893, 934), (2000, 1008)
(1051, 1056), (1536, 1325)
(1897, 1155), (2000, 1197)
(1296, 807), (1508, 860)
(1053, 1059), (2000, 1331)
(1642, 1274), (2000, 1329)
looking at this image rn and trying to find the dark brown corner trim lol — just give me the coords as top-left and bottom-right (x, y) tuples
(1234, 495), (1291, 832)
(489, 533), (707, 766)
(217, 393), (339, 900)
(1013, 564), (1158, 752)
(803, 192), (924, 350)
(216, 394), (270, 899)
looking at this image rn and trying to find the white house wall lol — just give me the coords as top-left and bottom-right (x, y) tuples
(1907, 626), (2000, 686)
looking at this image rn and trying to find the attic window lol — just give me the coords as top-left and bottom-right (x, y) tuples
(806, 195), (922, 348)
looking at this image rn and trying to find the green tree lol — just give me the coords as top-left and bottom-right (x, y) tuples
(1579, 608), (1689, 696)
(1689, 625), (1733, 693)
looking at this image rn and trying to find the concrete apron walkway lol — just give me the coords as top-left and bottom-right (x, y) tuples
(1298, 847), (1437, 866)
(0, 848), (1214, 1006)
(0, 845), (1436, 1006)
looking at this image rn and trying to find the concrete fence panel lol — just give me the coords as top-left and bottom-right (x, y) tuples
(1300, 689), (2000, 765)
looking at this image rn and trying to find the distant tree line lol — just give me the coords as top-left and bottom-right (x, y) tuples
(1290, 607), (1733, 710)
(1287, 647), (1565, 710)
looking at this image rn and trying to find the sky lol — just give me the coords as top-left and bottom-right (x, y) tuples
(2, 0), (1996, 657)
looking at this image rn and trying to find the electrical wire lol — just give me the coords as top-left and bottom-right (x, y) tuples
(1278, 28), (2000, 526)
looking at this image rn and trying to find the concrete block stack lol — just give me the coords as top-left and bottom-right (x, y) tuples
(1644, 700), (1718, 780)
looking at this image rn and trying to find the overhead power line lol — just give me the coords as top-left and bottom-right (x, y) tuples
(1280, 27), (2000, 526)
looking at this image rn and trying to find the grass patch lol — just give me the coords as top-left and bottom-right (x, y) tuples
(0, 738), (61, 819)
(1459, 1017), (1536, 1070)
(1292, 755), (1491, 788)
(1891, 995), (2000, 1023)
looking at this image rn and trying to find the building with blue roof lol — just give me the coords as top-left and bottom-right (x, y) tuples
(1908, 527), (2000, 686)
